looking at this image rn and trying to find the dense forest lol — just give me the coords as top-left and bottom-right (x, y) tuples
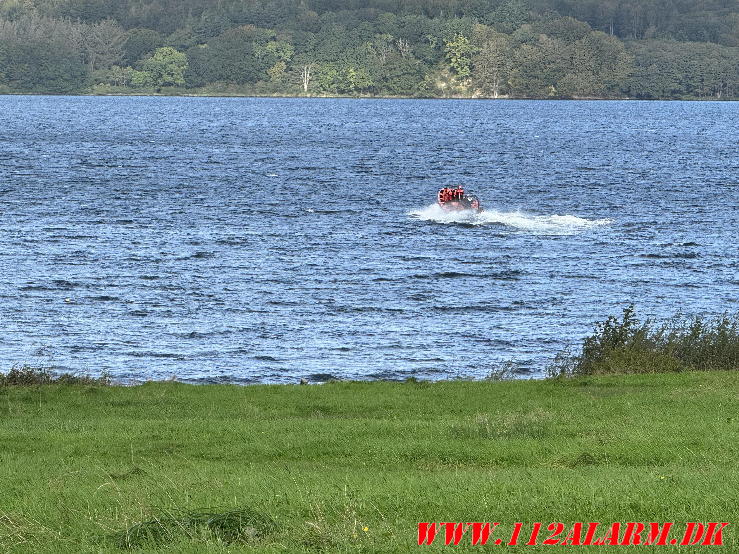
(0, 0), (737, 99)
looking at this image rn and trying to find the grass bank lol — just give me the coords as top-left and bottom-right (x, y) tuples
(0, 372), (737, 552)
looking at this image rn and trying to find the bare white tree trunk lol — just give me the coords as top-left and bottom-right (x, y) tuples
(396, 38), (411, 58)
(491, 73), (500, 98)
(301, 64), (313, 93)
(375, 34), (393, 64)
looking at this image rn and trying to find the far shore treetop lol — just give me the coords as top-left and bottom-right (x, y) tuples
(0, 0), (737, 99)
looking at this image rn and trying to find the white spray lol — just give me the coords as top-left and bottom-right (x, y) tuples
(409, 204), (612, 235)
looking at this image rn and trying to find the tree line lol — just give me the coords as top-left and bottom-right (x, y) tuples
(0, 0), (737, 99)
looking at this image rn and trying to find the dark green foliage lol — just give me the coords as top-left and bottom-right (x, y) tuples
(193, 8), (232, 43)
(44, 0), (120, 24)
(375, 54), (427, 96)
(184, 44), (214, 88)
(122, 27), (163, 65)
(532, 16), (592, 42)
(114, 506), (277, 548)
(529, 0), (739, 46)
(488, 0), (531, 33)
(196, 25), (276, 85)
(0, 41), (87, 93)
(0, 364), (111, 386)
(549, 306), (739, 377)
(627, 40), (739, 99)
(0, 1), (737, 97)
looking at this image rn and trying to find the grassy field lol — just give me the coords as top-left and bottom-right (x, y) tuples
(0, 372), (737, 552)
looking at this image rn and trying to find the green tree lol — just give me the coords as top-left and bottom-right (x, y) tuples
(193, 8), (230, 42)
(1, 40), (87, 93)
(471, 25), (511, 97)
(0, 0), (37, 20)
(376, 53), (426, 96)
(627, 39), (739, 99)
(490, 0), (529, 33)
(92, 64), (135, 88)
(314, 62), (341, 93)
(534, 17), (592, 43)
(202, 25), (276, 84)
(136, 46), (187, 88)
(508, 40), (558, 98)
(184, 44), (214, 88)
(166, 26), (199, 51)
(444, 33), (475, 79)
(346, 65), (373, 93)
(264, 40), (294, 63)
(122, 28), (162, 66)
(557, 31), (632, 98)
(267, 60), (287, 82)
(109, 65), (134, 86)
(81, 19), (124, 72)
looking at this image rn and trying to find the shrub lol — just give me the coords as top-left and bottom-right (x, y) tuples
(548, 307), (739, 377)
(0, 365), (110, 386)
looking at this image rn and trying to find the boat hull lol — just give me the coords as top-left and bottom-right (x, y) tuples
(437, 201), (482, 213)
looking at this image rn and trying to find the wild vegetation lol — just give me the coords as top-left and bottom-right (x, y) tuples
(0, 0), (737, 98)
(0, 364), (110, 386)
(548, 307), (739, 377)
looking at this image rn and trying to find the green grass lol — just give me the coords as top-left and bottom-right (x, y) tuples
(0, 373), (737, 552)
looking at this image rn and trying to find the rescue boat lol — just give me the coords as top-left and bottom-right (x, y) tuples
(437, 185), (482, 213)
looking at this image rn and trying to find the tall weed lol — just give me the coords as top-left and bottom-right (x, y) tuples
(548, 307), (739, 377)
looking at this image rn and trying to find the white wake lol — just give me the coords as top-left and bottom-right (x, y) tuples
(409, 204), (612, 234)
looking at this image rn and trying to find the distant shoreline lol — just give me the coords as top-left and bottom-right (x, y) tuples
(2, 91), (737, 102)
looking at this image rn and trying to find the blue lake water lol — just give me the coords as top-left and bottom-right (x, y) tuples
(0, 96), (737, 383)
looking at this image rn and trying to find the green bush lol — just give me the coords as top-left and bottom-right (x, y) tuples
(0, 364), (110, 386)
(549, 306), (739, 377)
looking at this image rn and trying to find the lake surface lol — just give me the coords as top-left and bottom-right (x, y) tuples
(0, 96), (737, 383)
